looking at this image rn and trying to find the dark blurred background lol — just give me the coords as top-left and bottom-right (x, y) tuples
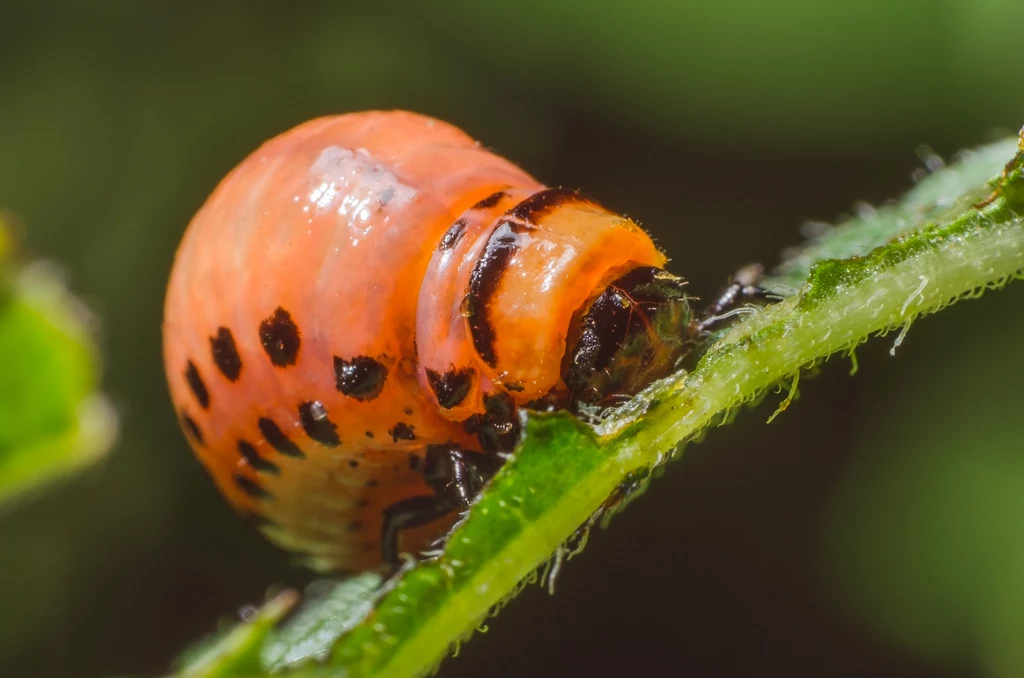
(3, 1), (1024, 676)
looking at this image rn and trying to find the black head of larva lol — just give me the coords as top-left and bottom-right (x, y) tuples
(563, 266), (693, 406)
(334, 355), (388, 401)
(259, 307), (301, 367)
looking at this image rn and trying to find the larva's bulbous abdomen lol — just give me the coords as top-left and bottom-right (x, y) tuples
(163, 111), (674, 573)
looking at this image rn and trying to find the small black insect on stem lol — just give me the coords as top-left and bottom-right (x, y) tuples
(696, 263), (774, 335)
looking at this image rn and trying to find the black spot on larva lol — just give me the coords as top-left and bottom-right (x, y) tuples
(259, 307), (301, 367)
(464, 220), (533, 366)
(473, 190), (507, 210)
(389, 422), (416, 442)
(334, 355), (388, 400)
(348, 459), (359, 468)
(209, 327), (243, 381)
(298, 401), (341, 447)
(509, 187), (590, 222)
(504, 382), (525, 392)
(438, 219), (467, 252)
(347, 520), (363, 532)
(237, 439), (280, 475)
(404, 407), (413, 416)
(184, 360), (210, 409)
(235, 473), (273, 500)
(409, 453), (421, 471)
(366, 478), (379, 488)
(355, 498), (370, 508)
(179, 410), (203, 445)
(257, 417), (305, 459)
(365, 431), (375, 439)
(425, 367), (475, 409)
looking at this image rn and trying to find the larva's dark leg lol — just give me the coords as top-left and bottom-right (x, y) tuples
(423, 443), (498, 508)
(379, 443), (499, 565)
(461, 392), (521, 457)
(380, 495), (455, 566)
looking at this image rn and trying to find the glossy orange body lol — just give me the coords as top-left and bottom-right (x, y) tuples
(163, 111), (666, 572)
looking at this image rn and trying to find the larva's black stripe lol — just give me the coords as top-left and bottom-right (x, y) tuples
(472, 190), (506, 210)
(425, 367), (475, 409)
(388, 422), (416, 442)
(237, 439), (280, 475)
(184, 360), (210, 409)
(257, 417), (305, 459)
(460, 187), (591, 364)
(464, 220), (532, 366)
(334, 355), (388, 401)
(180, 410), (203, 445)
(298, 401), (341, 447)
(438, 219), (467, 252)
(409, 453), (422, 471)
(235, 473), (273, 500)
(210, 327), (243, 381)
(508, 187), (591, 222)
(259, 307), (301, 367)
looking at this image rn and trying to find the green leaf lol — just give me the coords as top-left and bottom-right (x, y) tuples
(175, 590), (299, 678)
(260, 574), (383, 672)
(172, 132), (1024, 678)
(174, 575), (384, 677)
(767, 137), (1018, 289)
(0, 218), (117, 508)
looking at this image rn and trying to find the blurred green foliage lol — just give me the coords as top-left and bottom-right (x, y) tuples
(0, 219), (115, 509)
(2, 1), (1024, 677)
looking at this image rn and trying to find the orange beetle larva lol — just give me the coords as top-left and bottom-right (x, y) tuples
(162, 110), (703, 573)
